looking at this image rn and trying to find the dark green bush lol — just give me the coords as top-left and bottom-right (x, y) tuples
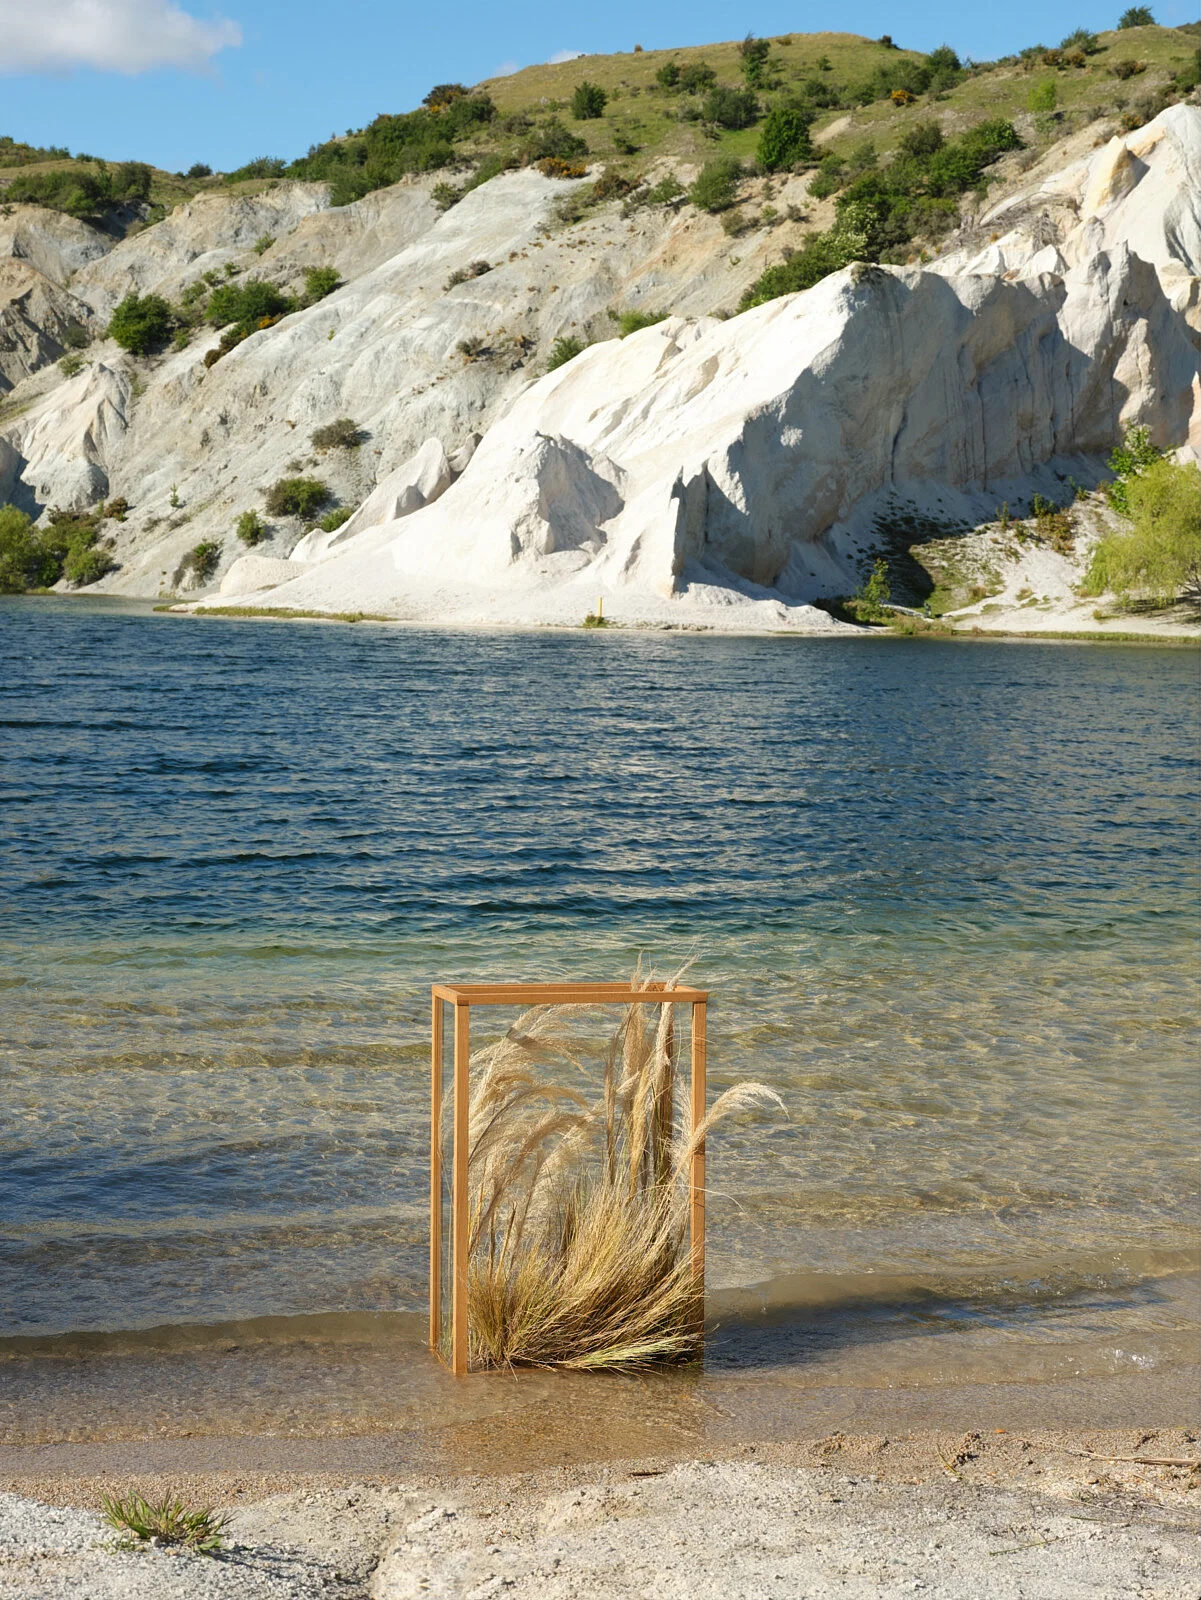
(571, 81), (608, 119)
(206, 279), (295, 334)
(757, 105), (815, 170)
(689, 156), (743, 213)
(185, 162), (212, 178)
(303, 265), (340, 302)
(108, 293), (173, 355)
(311, 417), (362, 450)
(424, 83), (468, 107)
(739, 35), (773, 85)
(678, 62), (717, 94)
(61, 324), (90, 350)
(530, 120), (588, 162)
(702, 86), (760, 129)
(547, 336), (587, 370)
(180, 540), (221, 585)
(655, 61), (681, 88)
(1060, 27), (1101, 52)
(1118, 6), (1154, 26)
(264, 477), (331, 517)
(6, 161), (150, 223)
(317, 505), (354, 532)
(235, 510), (268, 545)
(224, 157), (286, 182)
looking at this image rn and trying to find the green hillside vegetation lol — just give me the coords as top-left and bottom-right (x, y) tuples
(3, 23), (1195, 313)
(0, 137), (211, 230)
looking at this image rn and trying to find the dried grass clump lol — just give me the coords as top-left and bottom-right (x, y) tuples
(460, 981), (782, 1370)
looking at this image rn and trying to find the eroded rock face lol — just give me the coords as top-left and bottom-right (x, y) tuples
(2, 106), (1198, 624)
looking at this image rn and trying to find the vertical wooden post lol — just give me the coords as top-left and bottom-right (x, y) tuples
(429, 992), (443, 1353)
(690, 1000), (707, 1297)
(450, 1001), (471, 1376)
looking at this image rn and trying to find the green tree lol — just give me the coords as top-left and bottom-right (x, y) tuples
(1028, 78), (1058, 112)
(739, 34), (772, 86)
(1118, 6), (1154, 26)
(571, 81), (608, 120)
(1084, 459), (1200, 605)
(655, 60), (681, 88)
(0, 505), (44, 592)
(688, 157), (742, 213)
(757, 105), (815, 171)
(678, 62), (717, 94)
(235, 510), (268, 545)
(108, 293), (173, 355)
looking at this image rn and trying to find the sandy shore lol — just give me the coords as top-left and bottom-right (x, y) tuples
(2, 1427), (1197, 1598)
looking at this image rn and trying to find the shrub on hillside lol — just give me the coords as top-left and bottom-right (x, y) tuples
(688, 156), (743, 213)
(6, 161), (150, 223)
(655, 61), (681, 88)
(1028, 78), (1058, 112)
(311, 418), (362, 450)
(740, 117), (1019, 312)
(678, 62), (717, 94)
(739, 34), (773, 86)
(0, 506), (51, 592)
(303, 266), (340, 303)
(529, 120), (589, 163)
(264, 477), (331, 518)
(179, 540), (221, 586)
(424, 83), (468, 107)
(571, 81), (608, 119)
(317, 505), (354, 532)
(108, 293), (173, 355)
(206, 279), (295, 334)
(185, 163), (213, 178)
(235, 510), (268, 545)
(1118, 6), (1154, 26)
(757, 105), (815, 170)
(288, 97), (495, 207)
(224, 157), (286, 182)
(547, 336), (587, 370)
(611, 308), (667, 337)
(702, 86), (760, 130)
(1084, 458), (1200, 605)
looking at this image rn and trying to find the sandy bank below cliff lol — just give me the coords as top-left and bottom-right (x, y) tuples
(2, 1428), (1198, 1599)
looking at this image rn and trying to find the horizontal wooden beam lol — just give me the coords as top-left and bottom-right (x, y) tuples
(430, 982), (708, 1005)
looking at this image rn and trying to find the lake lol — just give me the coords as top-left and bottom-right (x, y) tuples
(1, 598), (1197, 1443)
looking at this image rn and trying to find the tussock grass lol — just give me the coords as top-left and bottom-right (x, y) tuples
(459, 980), (783, 1370)
(101, 1492), (227, 1554)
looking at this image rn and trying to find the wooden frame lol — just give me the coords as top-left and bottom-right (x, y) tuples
(429, 981), (709, 1376)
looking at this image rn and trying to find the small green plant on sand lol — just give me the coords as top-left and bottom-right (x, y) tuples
(317, 504), (354, 532)
(610, 308), (667, 338)
(463, 983), (783, 1370)
(101, 1493), (227, 1555)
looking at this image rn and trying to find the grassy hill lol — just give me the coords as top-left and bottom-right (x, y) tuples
(1, 23), (1196, 234)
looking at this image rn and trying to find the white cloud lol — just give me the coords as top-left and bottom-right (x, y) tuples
(0, 0), (242, 74)
(492, 58), (520, 77)
(547, 49), (583, 64)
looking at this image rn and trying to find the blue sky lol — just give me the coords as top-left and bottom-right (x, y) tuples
(0, 0), (1193, 173)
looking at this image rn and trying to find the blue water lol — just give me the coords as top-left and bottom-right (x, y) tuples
(2, 597), (1198, 1344)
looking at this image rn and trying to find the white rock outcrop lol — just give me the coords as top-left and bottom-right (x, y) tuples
(207, 106), (1200, 628)
(2, 106), (1198, 628)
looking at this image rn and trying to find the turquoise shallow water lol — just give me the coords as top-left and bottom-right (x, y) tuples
(1, 598), (1198, 1363)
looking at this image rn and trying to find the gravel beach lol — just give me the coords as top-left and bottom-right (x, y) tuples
(2, 1428), (1196, 1599)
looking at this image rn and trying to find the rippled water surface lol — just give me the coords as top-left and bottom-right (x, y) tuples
(1, 598), (1198, 1399)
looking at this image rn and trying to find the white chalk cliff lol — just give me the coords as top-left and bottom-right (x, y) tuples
(2, 105), (1199, 629)
(204, 105), (1200, 628)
